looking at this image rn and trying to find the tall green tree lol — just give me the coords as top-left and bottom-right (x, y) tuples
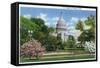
(85, 15), (95, 30)
(75, 15), (96, 45)
(20, 16), (39, 45)
(85, 15), (96, 41)
(66, 35), (76, 48)
(75, 20), (84, 31)
(20, 16), (63, 51)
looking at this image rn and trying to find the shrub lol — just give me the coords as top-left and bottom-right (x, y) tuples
(20, 39), (45, 59)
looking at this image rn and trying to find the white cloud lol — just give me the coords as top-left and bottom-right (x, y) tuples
(67, 17), (80, 37)
(71, 17), (79, 22)
(45, 22), (51, 26)
(81, 17), (87, 22)
(23, 14), (31, 19)
(68, 17), (87, 28)
(40, 13), (47, 21)
(36, 13), (47, 22)
(39, 14), (66, 27)
(67, 17), (79, 27)
(41, 16), (60, 27)
(69, 17), (86, 24)
(36, 13), (51, 27)
(50, 21), (57, 27)
(68, 17), (90, 38)
(52, 17), (59, 21)
(71, 17), (87, 23)
(68, 26), (75, 30)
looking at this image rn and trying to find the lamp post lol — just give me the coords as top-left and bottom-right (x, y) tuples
(28, 30), (33, 40)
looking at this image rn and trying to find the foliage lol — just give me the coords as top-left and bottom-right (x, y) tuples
(30, 18), (49, 33)
(20, 16), (60, 52)
(85, 15), (95, 29)
(30, 18), (63, 51)
(20, 39), (45, 59)
(66, 35), (76, 48)
(84, 15), (96, 40)
(44, 35), (62, 51)
(20, 16), (39, 45)
(75, 20), (84, 31)
(78, 30), (95, 42)
(75, 15), (96, 45)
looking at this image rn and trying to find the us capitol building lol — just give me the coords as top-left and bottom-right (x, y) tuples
(56, 15), (68, 42)
(50, 13), (80, 42)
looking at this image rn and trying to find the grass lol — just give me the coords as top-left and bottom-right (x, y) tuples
(20, 49), (95, 63)
(20, 53), (95, 63)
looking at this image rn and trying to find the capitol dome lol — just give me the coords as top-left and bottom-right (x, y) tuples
(56, 12), (68, 42)
(56, 13), (68, 42)
(56, 17), (67, 30)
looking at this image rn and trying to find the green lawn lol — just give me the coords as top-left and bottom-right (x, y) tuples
(20, 49), (95, 63)
(20, 53), (95, 63)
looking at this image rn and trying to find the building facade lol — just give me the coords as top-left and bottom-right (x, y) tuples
(56, 15), (68, 42)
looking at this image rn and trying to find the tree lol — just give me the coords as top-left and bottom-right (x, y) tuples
(43, 35), (62, 51)
(85, 15), (95, 30)
(20, 16), (65, 52)
(44, 35), (57, 51)
(66, 35), (76, 48)
(75, 15), (96, 44)
(30, 18), (48, 33)
(20, 16), (39, 45)
(78, 30), (95, 43)
(20, 39), (45, 60)
(20, 16), (50, 45)
(85, 15), (96, 41)
(48, 27), (55, 33)
(75, 20), (84, 31)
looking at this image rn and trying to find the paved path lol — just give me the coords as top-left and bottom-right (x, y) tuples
(43, 53), (94, 59)
(44, 52), (74, 55)
(43, 51), (95, 59)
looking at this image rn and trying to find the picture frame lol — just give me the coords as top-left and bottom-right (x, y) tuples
(11, 2), (98, 66)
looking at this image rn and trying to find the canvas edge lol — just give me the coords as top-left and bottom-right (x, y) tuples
(11, 2), (98, 66)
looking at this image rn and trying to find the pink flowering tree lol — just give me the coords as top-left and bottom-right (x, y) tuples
(20, 39), (45, 60)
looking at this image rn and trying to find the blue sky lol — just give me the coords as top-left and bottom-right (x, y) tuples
(20, 7), (96, 26)
(20, 7), (96, 37)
